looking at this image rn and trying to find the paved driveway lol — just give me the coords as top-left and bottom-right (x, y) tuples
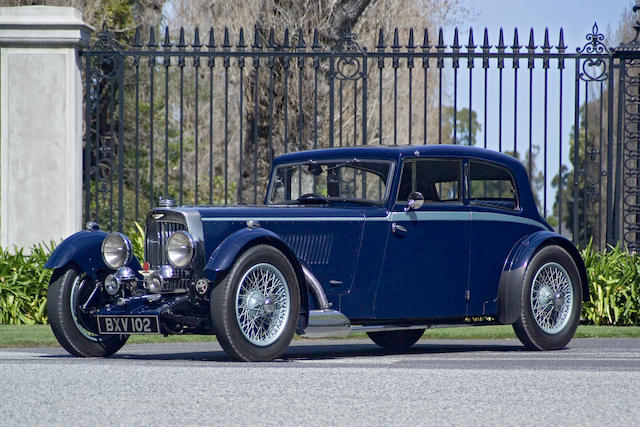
(1, 338), (638, 425)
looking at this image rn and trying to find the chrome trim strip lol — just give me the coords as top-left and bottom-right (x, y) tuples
(388, 211), (471, 222)
(302, 265), (330, 310)
(350, 323), (482, 333)
(176, 208), (205, 243)
(200, 211), (547, 229)
(202, 217), (367, 222)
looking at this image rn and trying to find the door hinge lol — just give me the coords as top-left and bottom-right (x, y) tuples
(465, 290), (470, 301)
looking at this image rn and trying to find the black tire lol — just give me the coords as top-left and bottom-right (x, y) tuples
(367, 329), (425, 350)
(211, 245), (300, 362)
(47, 266), (128, 357)
(513, 245), (582, 351)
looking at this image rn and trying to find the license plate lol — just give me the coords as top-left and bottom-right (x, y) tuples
(97, 315), (160, 334)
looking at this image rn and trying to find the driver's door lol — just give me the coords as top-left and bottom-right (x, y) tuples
(374, 158), (470, 319)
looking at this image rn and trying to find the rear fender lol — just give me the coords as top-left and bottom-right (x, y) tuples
(498, 231), (588, 324)
(204, 227), (309, 325)
(44, 230), (142, 280)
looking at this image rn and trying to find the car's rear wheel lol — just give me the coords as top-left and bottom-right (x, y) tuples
(211, 245), (300, 362)
(513, 245), (582, 350)
(367, 329), (425, 350)
(47, 266), (128, 357)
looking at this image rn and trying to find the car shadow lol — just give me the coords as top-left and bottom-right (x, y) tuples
(282, 341), (527, 361)
(52, 340), (529, 363)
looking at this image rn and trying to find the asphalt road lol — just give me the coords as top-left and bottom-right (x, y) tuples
(0, 338), (638, 426)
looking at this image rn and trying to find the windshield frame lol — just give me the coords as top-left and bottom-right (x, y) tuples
(265, 158), (395, 206)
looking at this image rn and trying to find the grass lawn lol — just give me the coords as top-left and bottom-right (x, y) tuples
(0, 324), (638, 349)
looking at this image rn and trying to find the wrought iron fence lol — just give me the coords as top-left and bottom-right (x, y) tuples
(82, 10), (640, 251)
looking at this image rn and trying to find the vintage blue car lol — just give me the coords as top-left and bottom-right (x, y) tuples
(45, 145), (587, 361)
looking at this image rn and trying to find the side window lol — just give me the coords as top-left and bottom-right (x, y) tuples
(397, 159), (461, 203)
(469, 160), (517, 210)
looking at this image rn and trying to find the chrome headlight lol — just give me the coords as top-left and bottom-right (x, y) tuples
(101, 233), (132, 270)
(167, 231), (196, 268)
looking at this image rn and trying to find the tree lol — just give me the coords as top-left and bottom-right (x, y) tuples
(441, 107), (481, 146)
(167, 0), (470, 204)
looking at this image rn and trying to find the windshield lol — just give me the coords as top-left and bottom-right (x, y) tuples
(267, 159), (392, 205)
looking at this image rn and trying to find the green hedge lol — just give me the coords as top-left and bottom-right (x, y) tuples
(0, 236), (638, 326)
(581, 242), (640, 326)
(0, 243), (53, 324)
(0, 222), (145, 325)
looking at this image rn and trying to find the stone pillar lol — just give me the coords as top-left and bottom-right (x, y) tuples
(0, 6), (92, 250)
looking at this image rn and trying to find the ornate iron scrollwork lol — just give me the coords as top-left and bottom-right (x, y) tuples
(91, 22), (125, 79)
(618, 4), (640, 251)
(584, 145), (602, 200)
(575, 22), (611, 247)
(334, 25), (366, 81)
(577, 23), (610, 82)
(85, 23), (125, 214)
(622, 59), (640, 251)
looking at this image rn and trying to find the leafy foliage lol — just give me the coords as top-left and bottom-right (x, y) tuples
(581, 241), (640, 326)
(128, 221), (145, 262)
(0, 243), (55, 325)
(2, 237), (640, 327)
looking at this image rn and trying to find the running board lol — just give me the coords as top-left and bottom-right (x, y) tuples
(299, 309), (351, 338)
(299, 309), (479, 338)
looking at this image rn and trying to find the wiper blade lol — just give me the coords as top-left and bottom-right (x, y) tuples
(325, 158), (361, 171)
(328, 198), (382, 206)
(295, 194), (332, 205)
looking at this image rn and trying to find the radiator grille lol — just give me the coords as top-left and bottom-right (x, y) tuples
(145, 220), (187, 269)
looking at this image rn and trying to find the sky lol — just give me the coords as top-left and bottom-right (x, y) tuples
(443, 0), (633, 216)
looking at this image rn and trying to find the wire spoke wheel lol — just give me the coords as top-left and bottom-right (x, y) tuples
(69, 274), (101, 341)
(530, 262), (573, 334)
(235, 263), (291, 347)
(47, 266), (128, 357)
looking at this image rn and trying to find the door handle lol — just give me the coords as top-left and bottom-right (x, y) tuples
(391, 223), (407, 234)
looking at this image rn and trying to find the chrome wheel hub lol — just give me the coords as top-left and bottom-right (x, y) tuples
(245, 290), (265, 319)
(235, 263), (290, 347)
(530, 262), (574, 334)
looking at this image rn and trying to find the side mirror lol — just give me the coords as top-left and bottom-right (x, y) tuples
(404, 191), (424, 212)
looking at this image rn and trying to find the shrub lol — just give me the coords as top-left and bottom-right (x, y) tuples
(1, 234), (639, 327)
(0, 242), (55, 325)
(581, 241), (640, 326)
(128, 221), (145, 262)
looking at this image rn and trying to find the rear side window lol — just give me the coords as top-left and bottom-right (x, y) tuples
(469, 160), (517, 210)
(397, 158), (461, 203)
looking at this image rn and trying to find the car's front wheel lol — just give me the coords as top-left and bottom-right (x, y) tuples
(211, 245), (300, 362)
(367, 329), (425, 350)
(47, 266), (128, 357)
(513, 245), (582, 350)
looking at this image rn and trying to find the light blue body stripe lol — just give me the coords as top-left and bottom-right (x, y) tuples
(202, 211), (547, 229)
(202, 217), (365, 222)
(470, 211), (547, 229)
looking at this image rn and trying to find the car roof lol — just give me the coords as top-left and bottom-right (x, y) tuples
(272, 145), (540, 218)
(273, 144), (523, 169)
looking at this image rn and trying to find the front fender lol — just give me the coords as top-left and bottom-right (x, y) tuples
(204, 227), (309, 324)
(44, 230), (141, 279)
(498, 231), (588, 324)
(204, 227), (294, 279)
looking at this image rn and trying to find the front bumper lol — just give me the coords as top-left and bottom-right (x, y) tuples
(95, 293), (212, 335)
